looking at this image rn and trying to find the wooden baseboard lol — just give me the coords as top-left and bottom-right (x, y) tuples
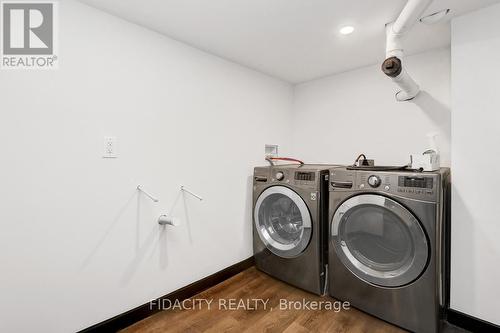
(447, 309), (500, 333)
(78, 256), (255, 333)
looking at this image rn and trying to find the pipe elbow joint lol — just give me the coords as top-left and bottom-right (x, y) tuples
(385, 23), (404, 58)
(381, 57), (420, 101)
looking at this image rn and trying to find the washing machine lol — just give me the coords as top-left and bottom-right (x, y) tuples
(328, 167), (450, 333)
(253, 164), (334, 295)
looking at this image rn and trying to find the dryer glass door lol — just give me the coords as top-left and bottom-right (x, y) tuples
(331, 194), (428, 287)
(254, 186), (312, 258)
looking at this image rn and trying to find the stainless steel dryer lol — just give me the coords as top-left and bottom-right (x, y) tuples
(328, 167), (450, 333)
(253, 164), (334, 295)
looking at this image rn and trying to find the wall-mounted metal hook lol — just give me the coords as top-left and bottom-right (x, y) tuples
(180, 185), (203, 201)
(137, 185), (159, 202)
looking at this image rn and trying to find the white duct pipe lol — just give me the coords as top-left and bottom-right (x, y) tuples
(393, 0), (433, 34)
(383, 0), (434, 101)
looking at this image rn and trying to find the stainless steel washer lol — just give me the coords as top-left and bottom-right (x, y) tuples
(253, 164), (335, 295)
(328, 167), (450, 333)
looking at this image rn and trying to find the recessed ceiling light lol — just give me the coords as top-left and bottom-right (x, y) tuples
(339, 26), (355, 35)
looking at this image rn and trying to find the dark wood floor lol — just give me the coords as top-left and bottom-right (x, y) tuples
(121, 267), (415, 333)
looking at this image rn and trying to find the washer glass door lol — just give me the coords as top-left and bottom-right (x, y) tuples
(331, 194), (428, 287)
(254, 186), (312, 258)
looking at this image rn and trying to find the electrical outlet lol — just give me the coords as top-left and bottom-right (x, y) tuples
(265, 144), (278, 158)
(103, 136), (117, 158)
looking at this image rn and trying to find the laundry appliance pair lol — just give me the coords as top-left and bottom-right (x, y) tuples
(252, 164), (450, 333)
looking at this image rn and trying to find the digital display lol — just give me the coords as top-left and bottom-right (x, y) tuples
(295, 172), (315, 181)
(398, 176), (433, 189)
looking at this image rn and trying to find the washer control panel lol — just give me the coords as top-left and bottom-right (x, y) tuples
(256, 168), (320, 189)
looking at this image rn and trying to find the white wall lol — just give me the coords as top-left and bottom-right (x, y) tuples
(450, 4), (500, 326)
(0, 1), (293, 332)
(292, 48), (451, 167)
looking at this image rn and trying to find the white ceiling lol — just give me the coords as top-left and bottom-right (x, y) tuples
(78, 0), (500, 83)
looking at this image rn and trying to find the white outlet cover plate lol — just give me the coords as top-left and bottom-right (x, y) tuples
(103, 136), (118, 158)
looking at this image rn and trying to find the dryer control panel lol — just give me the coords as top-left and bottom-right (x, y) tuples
(330, 168), (441, 202)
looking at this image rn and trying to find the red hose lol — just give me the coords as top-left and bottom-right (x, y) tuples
(267, 157), (304, 165)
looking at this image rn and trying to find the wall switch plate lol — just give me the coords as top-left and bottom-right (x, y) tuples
(265, 144), (278, 158)
(103, 136), (118, 158)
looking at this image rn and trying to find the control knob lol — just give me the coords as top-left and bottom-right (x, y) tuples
(368, 175), (381, 188)
(276, 171), (285, 181)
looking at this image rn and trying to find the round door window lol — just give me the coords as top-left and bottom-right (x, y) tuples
(254, 186), (312, 258)
(331, 194), (428, 287)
